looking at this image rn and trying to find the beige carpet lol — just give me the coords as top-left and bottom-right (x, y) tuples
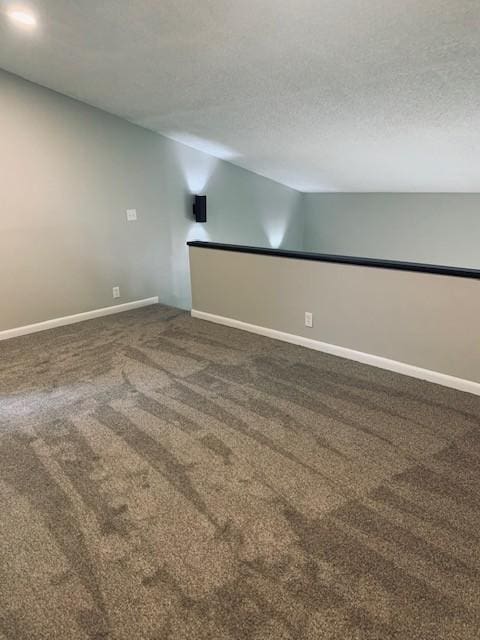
(0, 304), (479, 639)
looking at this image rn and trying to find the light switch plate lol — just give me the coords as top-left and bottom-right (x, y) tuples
(126, 209), (137, 221)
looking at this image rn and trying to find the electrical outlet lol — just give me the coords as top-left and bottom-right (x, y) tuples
(305, 312), (313, 328)
(112, 286), (120, 299)
(126, 209), (137, 221)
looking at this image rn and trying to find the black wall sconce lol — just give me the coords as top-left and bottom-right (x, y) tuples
(193, 195), (207, 223)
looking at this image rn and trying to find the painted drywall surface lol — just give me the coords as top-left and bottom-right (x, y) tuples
(0, 69), (301, 330)
(302, 193), (480, 268)
(190, 247), (480, 383)
(162, 139), (303, 308)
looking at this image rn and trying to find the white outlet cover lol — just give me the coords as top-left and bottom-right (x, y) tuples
(305, 312), (313, 328)
(126, 209), (137, 221)
(112, 287), (120, 299)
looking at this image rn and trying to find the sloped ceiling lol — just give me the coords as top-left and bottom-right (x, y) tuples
(1, 0), (479, 191)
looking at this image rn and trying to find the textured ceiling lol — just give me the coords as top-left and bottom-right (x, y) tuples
(1, 0), (479, 191)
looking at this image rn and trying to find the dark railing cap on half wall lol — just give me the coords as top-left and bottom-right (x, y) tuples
(187, 241), (480, 280)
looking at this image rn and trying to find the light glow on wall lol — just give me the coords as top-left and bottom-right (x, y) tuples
(173, 139), (219, 193)
(168, 132), (238, 161)
(263, 218), (288, 248)
(187, 223), (210, 243)
(7, 7), (37, 28)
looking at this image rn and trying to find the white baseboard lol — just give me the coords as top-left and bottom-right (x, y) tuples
(191, 309), (480, 397)
(0, 297), (159, 341)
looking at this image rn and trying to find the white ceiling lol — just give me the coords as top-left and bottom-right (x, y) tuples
(1, 0), (479, 191)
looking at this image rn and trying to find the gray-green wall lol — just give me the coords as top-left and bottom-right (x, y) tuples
(302, 193), (480, 268)
(0, 69), (301, 331)
(3, 66), (478, 335)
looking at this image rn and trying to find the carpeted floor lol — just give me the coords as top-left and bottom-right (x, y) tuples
(0, 304), (479, 640)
